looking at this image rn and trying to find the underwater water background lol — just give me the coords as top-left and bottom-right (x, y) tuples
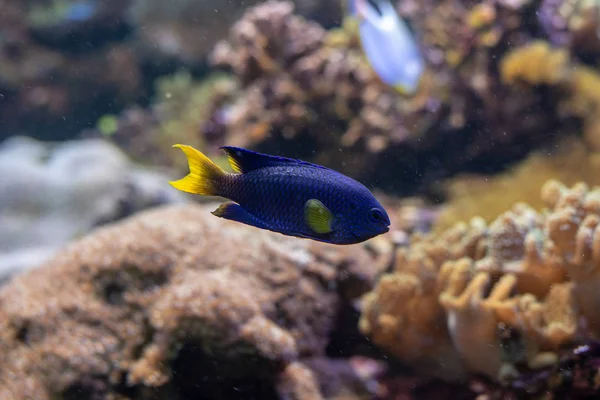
(2, 0), (600, 399)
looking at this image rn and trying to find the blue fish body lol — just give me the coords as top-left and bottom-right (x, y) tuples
(170, 145), (390, 245)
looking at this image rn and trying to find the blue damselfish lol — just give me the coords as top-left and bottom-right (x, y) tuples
(170, 145), (390, 245)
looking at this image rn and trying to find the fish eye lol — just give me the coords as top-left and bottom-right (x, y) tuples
(369, 208), (386, 223)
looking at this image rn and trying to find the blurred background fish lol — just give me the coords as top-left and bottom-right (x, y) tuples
(170, 144), (391, 245)
(345, 0), (424, 94)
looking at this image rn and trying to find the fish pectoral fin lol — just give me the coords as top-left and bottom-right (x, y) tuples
(304, 199), (334, 234)
(211, 202), (269, 230)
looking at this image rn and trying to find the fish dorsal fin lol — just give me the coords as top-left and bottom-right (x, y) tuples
(220, 146), (331, 174)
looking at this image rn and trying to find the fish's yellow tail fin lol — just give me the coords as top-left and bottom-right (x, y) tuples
(170, 144), (225, 196)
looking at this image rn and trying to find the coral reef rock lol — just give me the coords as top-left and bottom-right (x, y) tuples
(0, 136), (184, 283)
(360, 180), (600, 395)
(0, 0), (340, 142)
(208, 0), (429, 185)
(205, 0), (594, 194)
(0, 203), (388, 399)
(128, 0), (341, 68)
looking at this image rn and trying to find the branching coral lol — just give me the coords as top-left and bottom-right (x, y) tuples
(359, 270), (468, 380)
(360, 180), (600, 392)
(438, 260), (520, 379)
(542, 180), (600, 335)
(360, 218), (488, 381)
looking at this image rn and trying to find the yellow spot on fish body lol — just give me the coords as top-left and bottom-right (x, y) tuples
(304, 199), (333, 234)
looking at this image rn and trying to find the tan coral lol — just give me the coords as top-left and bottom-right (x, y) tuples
(492, 282), (577, 353)
(474, 203), (567, 298)
(542, 181), (600, 334)
(359, 271), (468, 381)
(544, 182), (590, 258)
(360, 181), (600, 383)
(393, 217), (488, 278)
(358, 218), (492, 381)
(439, 259), (518, 380)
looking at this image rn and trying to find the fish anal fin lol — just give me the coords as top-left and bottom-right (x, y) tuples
(212, 202), (269, 230)
(220, 146), (331, 174)
(304, 199), (333, 234)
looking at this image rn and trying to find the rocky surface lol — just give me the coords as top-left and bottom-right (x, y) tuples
(0, 136), (184, 282)
(0, 203), (389, 399)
